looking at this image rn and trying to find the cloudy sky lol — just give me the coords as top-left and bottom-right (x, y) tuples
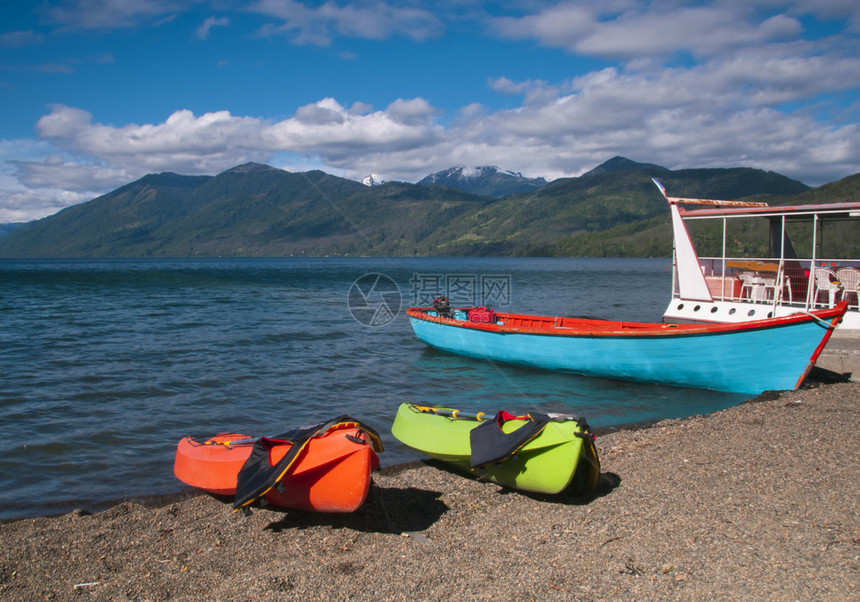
(2, 1), (859, 222)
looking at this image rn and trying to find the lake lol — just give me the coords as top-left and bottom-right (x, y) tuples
(0, 257), (748, 519)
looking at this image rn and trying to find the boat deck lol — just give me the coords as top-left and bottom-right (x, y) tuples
(500, 313), (673, 332)
(409, 305), (847, 339)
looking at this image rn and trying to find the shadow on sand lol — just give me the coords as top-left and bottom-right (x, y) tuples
(261, 482), (449, 535)
(420, 458), (621, 506)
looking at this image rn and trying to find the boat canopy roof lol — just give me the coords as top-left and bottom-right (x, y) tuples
(677, 201), (860, 221)
(651, 177), (860, 221)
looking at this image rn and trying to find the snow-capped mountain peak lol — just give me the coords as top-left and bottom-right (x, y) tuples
(417, 165), (547, 198)
(362, 174), (385, 187)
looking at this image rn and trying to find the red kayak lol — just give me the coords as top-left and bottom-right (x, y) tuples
(174, 421), (381, 513)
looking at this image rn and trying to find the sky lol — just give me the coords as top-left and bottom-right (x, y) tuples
(2, 1), (860, 223)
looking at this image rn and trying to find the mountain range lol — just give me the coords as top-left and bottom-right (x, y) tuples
(2, 156), (854, 259)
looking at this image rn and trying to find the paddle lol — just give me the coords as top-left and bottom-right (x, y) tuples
(410, 404), (489, 421)
(201, 437), (258, 446)
(409, 404), (582, 423)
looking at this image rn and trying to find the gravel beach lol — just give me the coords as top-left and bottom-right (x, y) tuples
(2, 381), (858, 601)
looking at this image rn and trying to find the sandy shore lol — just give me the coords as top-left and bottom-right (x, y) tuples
(2, 381), (858, 600)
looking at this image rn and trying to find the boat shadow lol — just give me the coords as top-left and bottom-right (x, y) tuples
(421, 458), (621, 506)
(258, 462), (621, 534)
(507, 471), (622, 506)
(262, 483), (449, 535)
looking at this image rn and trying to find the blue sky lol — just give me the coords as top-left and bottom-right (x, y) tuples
(2, 1), (859, 222)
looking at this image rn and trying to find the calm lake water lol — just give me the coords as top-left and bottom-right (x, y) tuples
(0, 257), (749, 519)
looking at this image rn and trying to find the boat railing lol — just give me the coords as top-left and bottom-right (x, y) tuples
(683, 256), (860, 310)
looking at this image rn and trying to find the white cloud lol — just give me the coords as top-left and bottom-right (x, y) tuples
(0, 30), (43, 47)
(579, 8), (801, 59)
(197, 16), (229, 40)
(248, 0), (443, 45)
(386, 98), (437, 126)
(0, 187), (91, 223)
(492, 3), (598, 49)
(489, 2), (830, 61)
(295, 99), (347, 125)
(788, 0), (860, 27)
(488, 76), (562, 106)
(0, 140), (98, 221)
(488, 76), (551, 96)
(40, 0), (190, 30)
(11, 157), (132, 192)
(266, 98), (442, 163)
(35, 105), (273, 174)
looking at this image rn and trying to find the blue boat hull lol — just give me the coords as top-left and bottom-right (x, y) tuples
(408, 306), (845, 394)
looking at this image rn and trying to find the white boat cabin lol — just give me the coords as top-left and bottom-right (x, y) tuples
(655, 178), (860, 336)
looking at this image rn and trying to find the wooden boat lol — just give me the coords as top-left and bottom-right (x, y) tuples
(407, 302), (847, 394)
(391, 403), (600, 495)
(174, 418), (382, 513)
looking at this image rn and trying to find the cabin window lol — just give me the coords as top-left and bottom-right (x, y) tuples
(747, 310), (756, 317)
(729, 308), (736, 315)
(677, 304), (684, 310)
(693, 305), (701, 312)
(711, 307), (719, 313)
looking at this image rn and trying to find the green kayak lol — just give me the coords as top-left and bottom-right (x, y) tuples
(391, 403), (600, 495)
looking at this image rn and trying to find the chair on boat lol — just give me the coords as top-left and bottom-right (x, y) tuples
(760, 276), (778, 301)
(813, 268), (842, 307)
(738, 272), (756, 300)
(779, 275), (792, 303)
(836, 268), (860, 308)
(739, 271), (774, 301)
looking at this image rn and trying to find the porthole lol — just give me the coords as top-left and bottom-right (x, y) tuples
(711, 307), (719, 313)
(677, 304), (684, 310)
(767, 312), (773, 318)
(729, 308), (736, 315)
(693, 305), (701, 312)
(747, 310), (756, 317)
